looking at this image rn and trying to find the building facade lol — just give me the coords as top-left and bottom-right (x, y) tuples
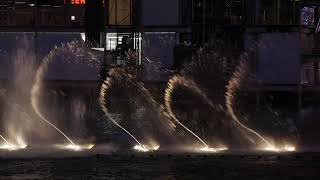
(184, 0), (320, 108)
(0, 0), (85, 27)
(2, 1), (319, 96)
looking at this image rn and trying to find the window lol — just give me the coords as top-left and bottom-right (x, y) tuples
(278, 0), (299, 25)
(108, 0), (132, 26)
(301, 62), (315, 85)
(192, 0), (203, 24)
(224, 0), (242, 25)
(105, 32), (141, 51)
(106, 33), (117, 50)
(259, 0), (299, 25)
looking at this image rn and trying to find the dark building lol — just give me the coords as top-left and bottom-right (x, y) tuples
(0, 0), (87, 28)
(1, 0), (319, 104)
(104, 0), (192, 81)
(0, 0), (194, 87)
(191, 0), (225, 45)
(186, 0), (320, 108)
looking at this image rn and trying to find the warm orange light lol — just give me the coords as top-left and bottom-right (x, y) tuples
(71, 0), (85, 5)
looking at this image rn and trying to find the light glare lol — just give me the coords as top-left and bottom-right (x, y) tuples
(200, 146), (228, 153)
(57, 143), (95, 151)
(0, 143), (27, 151)
(133, 144), (160, 152)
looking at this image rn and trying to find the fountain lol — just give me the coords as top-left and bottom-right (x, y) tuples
(30, 41), (99, 151)
(0, 36), (299, 155)
(164, 75), (227, 152)
(99, 68), (160, 152)
(0, 38), (36, 151)
(225, 55), (295, 152)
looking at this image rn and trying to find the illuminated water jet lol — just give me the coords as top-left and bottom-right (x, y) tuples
(225, 56), (296, 151)
(31, 48), (75, 145)
(99, 69), (145, 150)
(225, 57), (274, 148)
(31, 41), (99, 147)
(164, 75), (222, 150)
(99, 68), (164, 151)
(0, 102), (28, 151)
(0, 135), (10, 145)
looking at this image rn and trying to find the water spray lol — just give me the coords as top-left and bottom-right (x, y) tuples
(164, 75), (226, 152)
(99, 69), (157, 152)
(31, 55), (76, 146)
(0, 135), (27, 151)
(225, 57), (295, 151)
(31, 42), (98, 151)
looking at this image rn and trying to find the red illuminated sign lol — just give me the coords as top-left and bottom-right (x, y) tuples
(71, 0), (85, 5)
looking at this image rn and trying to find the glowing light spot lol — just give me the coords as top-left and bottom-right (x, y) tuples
(80, 33), (86, 41)
(199, 146), (228, 153)
(263, 146), (279, 152)
(262, 145), (296, 152)
(0, 143), (27, 151)
(133, 144), (160, 152)
(133, 145), (149, 152)
(284, 145), (295, 152)
(57, 144), (95, 151)
(65, 144), (82, 151)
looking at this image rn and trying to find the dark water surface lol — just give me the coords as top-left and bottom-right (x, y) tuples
(0, 152), (319, 179)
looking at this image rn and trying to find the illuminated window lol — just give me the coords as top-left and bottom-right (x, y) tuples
(105, 33), (142, 51)
(71, 16), (76, 21)
(106, 33), (117, 50)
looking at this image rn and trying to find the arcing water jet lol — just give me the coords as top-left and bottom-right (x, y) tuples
(99, 68), (159, 152)
(164, 75), (226, 151)
(225, 56), (292, 151)
(99, 77), (143, 146)
(31, 41), (100, 149)
(31, 49), (75, 146)
(31, 93), (76, 146)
